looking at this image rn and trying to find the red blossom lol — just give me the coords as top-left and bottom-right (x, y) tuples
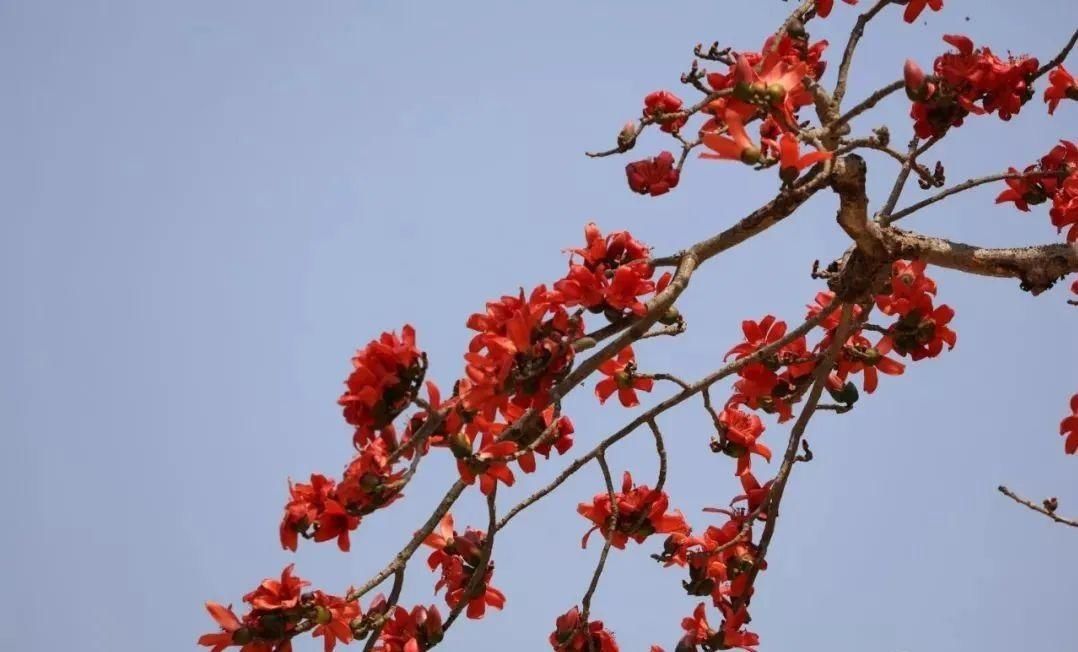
(1044, 65), (1078, 114)
(454, 432), (518, 496)
(595, 346), (654, 407)
(902, 0), (943, 23)
(549, 607), (620, 652)
(717, 407), (772, 476)
(310, 592), (360, 652)
(644, 90), (687, 133)
(777, 133), (832, 184)
(626, 151), (681, 196)
(578, 471), (690, 549)
(375, 603), (444, 652)
(815, 0), (858, 19)
(1061, 394), (1078, 455)
(339, 326), (425, 447)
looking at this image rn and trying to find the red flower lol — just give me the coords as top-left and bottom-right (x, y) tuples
(455, 433), (517, 495)
(336, 438), (406, 515)
(1044, 65), (1077, 114)
(626, 151), (681, 196)
(376, 604), (444, 652)
(1049, 173), (1078, 242)
(643, 90), (687, 133)
(549, 607), (620, 652)
(1061, 394), (1078, 455)
(725, 315), (788, 361)
(777, 134), (832, 184)
(835, 334), (906, 394)
(577, 471), (690, 549)
(595, 346), (654, 407)
(244, 565), (308, 612)
(280, 474), (360, 553)
(339, 325), (425, 446)
(310, 592), (360, 652)
(902, 0), (943, 23)
(731, 472), (773, 519)
(815, 0), (858, 18)
(717, 407), (772, 476)
(875, 259), (936, 317)
(995, 166), (1048, 212)
(701, 110), (761, 164)
(888, 303), (957, 360)
(198, 602), (252, 652)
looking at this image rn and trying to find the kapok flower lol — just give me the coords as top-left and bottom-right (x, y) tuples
(643, 90), (687, 133)
(731, 471), (774, 519)
(280, 474), (360, 553)
(815, 0), (858, 19)
(376, 604), (444, 652)
(1061, 394), (1078, 455)
(339, 325), (425, 446)
(577, 471), (690, 549)
(700, 110), (761, 165)
(777, 134), (831, 184)
(626, 151), (681, 196)
(310, 591), (360, 652)
(902, 0), (943, 23)
(725, 315), (789, 361)
(549, 607), (620, 652)
(197, 602), (251, 652)
(595, 346), (654, 407)
(454, 433), (517, 495)
(995, 166), (1049, 212)
(835, 334), (906, 394)
(887, 303), (957, 360)
(875, 259), (937, 317)
(717, 407), (771, 476)
(244, 565), (308, 612)
(1044, 66), (1077, 114)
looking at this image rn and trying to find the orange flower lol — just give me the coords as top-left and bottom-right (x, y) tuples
(777, 133), (831, 184)
(1044, 65), (1077, 114)
(1061, 394), (1078, 455)
(700, 110), (761, 164)
(595, 346), (654, 407)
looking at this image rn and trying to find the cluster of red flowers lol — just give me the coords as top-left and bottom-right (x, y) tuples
(1044, 65), (1077, 114)
(653, 495), (764, 652)
(996, 140), (1078, 243)
(1061, 394), (1078, 455)
(872, 261), (957, 361)
(557, 222), (670, 319)
(621, 30), (838, 195)
(199, 565), (358, 652)
(724, 315), (817, 423)
(595, 346), (655, 407)
(577, 471), (691, 549)
(422, 514), (506, 620)
(339, 326), (425, 446)
(373, 601), (444, 652)
(817, 0), (944, 23)
(903, 35), (1039, 138)
(698, 37), (832, 174)
(549, 607), (620, 652)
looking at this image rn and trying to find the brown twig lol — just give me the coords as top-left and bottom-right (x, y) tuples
(833, 0), (894, 106)
(580, 454), (618, 622)
(998, 485), (1078, 528)
(443, 490), (499, 630)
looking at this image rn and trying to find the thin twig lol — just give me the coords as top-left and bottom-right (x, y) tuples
(833, 0), (893, 106)
(998, 485), (1078, 528)
(1034, 27), (1078, 80)
(580, 454), (618, 622)
(360, 568), (405, 652)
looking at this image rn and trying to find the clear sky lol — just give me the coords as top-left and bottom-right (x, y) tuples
(3, 1), (1076, 651)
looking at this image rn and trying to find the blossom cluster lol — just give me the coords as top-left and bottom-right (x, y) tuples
(996, 140), (1078, 243)
(817, 0), (943, 23)
(198, 565), (358, 652)
(903, 35), (1039, 138)
(423, 514), (506, 619)
(577, 471), (691, 549)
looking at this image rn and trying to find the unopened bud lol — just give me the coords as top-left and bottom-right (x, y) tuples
(767, 83), (787, 104)
(740, 146), (762, 165)
(658, 306), (681, 326)
(232, 628), (254, 645)
(315, 606), (332, 625)
(617, 122), (637, 150)
(573, 336), (598, 352)
(903, 59), (926, 101)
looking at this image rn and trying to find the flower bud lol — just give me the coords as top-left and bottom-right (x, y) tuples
(767, 83), (787, 104)
(449, 430), (473, 458)
(904, 59), (926, 100)
(740, 146), (762, 165)
(617, 122), (637, 150)
(658, 306), (681, 325)
(232, 628), (254, 645)
(315, 606), (332, 625)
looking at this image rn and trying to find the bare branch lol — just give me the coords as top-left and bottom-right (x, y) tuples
(833, 0), (894, 106)
(998, 485), (1078, 528)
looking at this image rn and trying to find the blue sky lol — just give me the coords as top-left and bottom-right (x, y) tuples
(2, 1), (1076, 651)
